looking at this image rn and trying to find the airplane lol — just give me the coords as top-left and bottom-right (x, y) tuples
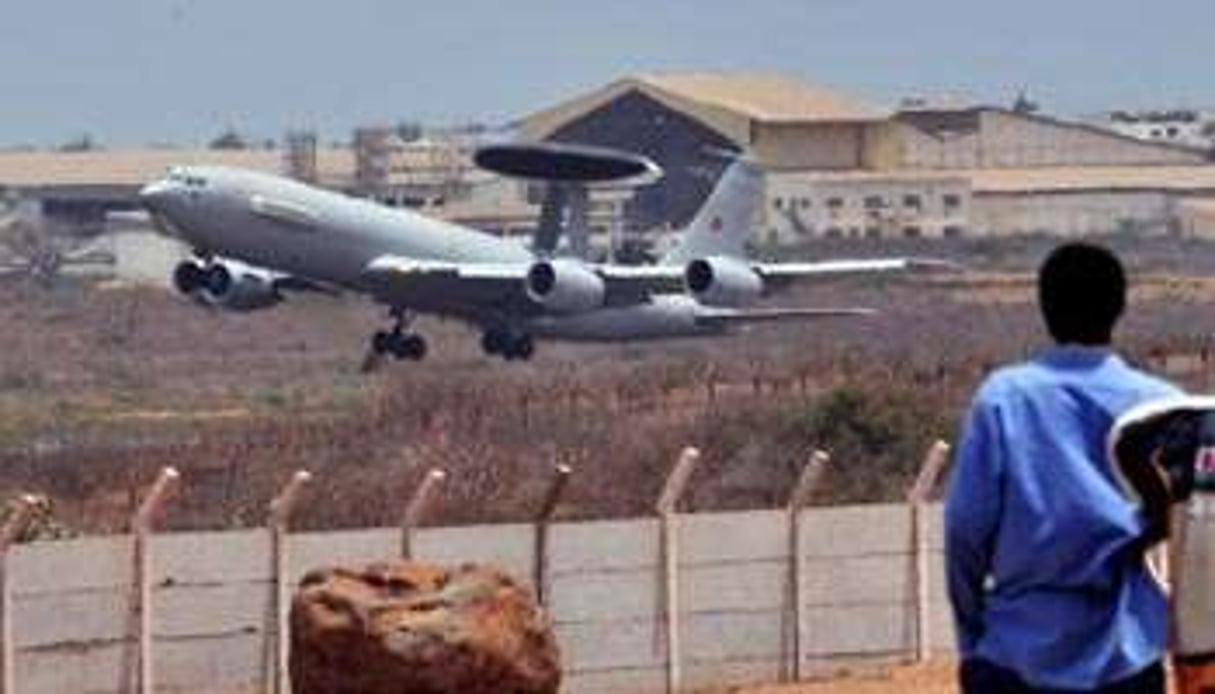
(138, 154), (951, 363)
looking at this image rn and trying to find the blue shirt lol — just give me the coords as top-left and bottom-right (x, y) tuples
(945, 346), (1180, 689)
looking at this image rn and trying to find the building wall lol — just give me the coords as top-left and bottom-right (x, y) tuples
(970, 190), (1174, 236)
(752, 123), (869, 171)
(1178, 200), (1215, 239)
(764, 173), (971, 243)
(897, 109), (1207, 169)
(546, 89), (738, 230)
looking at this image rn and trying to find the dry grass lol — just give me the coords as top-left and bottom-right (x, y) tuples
(1, 240), (1214, 535)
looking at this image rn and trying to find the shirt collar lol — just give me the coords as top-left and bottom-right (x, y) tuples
(1037, 344), (1118, 368)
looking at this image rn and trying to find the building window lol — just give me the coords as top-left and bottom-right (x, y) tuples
(826, 197), (844, 209)
(943, 225), (965, 238)
(824, 227), (842, 238)
(903, 226), (922, 238)
(903, 194), (922, 209)
(943, 194), (962, 211)
(773, 197), (784, 210)
(800, 198), (811, 209)
(864, 195), (885, 209)
(865, 226), (882, 238)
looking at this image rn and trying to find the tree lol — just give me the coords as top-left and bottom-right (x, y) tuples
(58, 133), (98, 152)
(209, 128), (248, 150)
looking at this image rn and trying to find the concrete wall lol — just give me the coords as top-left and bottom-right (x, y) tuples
(752, 123), (868, 172)
(6, 504), (952, 693)
(765, 173), (971, 243)
(898, 109), (1206, 169)
(971, 190), (1173, 237)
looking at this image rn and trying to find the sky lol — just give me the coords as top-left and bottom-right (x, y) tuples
(0, 0), (1210, 147)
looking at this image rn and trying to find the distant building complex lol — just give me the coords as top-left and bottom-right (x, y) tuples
(518, 74), (1215, 243)
(3, 71), (1215, 279)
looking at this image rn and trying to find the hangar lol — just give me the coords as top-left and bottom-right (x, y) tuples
(517, 73), (894, 231)
(518, 73), (1215, 243)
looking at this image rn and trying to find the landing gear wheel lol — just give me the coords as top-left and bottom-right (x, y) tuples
(481, 330), (506, 356)
(366, 308), (427, 367)
(510, 335), (534, 361)
(394, 334), (427, 361)
(372, 330), (394, 356)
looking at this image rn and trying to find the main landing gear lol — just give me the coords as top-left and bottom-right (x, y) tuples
(481, 328), (535, 361)
(369, 309), (427, 362)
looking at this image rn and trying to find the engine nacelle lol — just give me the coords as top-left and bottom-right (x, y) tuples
(684, 256), (763, 307)
(525, 259), (606, 314)
(172, 259), (283, 312)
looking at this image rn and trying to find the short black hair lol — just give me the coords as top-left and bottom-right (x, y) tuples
(1038, 242), (1126, 345)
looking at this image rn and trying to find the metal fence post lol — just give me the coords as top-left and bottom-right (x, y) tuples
(401, 468), (446, 559)
(784, 451), (829, 682)
(907, 440), (950, 663)
(533, 463), (572, 606)
(1, 495), (43, 694)
(656, 447), (699, 694)
(264, 470), (311, 694)
(129, 467), (180, 694)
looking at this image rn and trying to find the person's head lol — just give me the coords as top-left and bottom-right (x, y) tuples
(1037, 242), (1126, 345)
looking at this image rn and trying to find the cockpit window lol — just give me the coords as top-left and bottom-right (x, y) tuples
(165, 169), (207, 187)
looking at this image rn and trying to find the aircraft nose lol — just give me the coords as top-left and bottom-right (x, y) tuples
(138, 180), (176, 209)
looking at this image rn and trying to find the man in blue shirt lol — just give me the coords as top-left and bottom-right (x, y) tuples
(945, 243), (1179, 692)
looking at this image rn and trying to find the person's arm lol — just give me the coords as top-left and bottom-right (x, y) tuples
(944, 398), (1004, 657)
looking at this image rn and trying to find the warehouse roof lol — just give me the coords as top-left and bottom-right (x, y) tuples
(965, 165), (1215, 194)
(519, 72), (888, 140)
(635, 72), (888, 123)
(0, 148), (354, 188)
(776, 165), (1215, 195)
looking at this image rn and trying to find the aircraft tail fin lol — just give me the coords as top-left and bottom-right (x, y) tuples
(662, 157), (764, 266)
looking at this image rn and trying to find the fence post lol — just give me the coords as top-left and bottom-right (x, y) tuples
(264, 470), (311, 694)
(784, 451), (830, 682)
(1, 495), (43, 694)
(907, 440), (951, 663)
(130, 467), (180, 694)
(401, 468), (446, 559)
(656, 447), (699, 694)
(533, 463), (572, 606)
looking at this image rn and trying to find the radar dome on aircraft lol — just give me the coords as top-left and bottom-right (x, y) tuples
(473, 141), (662, 187)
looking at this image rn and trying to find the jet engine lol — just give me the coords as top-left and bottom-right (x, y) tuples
(684, 256), (763, 307)
(525, 259), (606, 314)
(172, 258), (283, 312)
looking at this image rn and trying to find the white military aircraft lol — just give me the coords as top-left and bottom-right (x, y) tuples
(139, 153), (948, 362)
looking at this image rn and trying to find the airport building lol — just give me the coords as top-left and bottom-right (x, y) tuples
(4, 70), (1215, 277)
(517, 73), (1215, 242)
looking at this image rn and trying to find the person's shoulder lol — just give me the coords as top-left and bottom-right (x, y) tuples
(1109, 356), (1182, 398)
(972, 360), (1040, 404)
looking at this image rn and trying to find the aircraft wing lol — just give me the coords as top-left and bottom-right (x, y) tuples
(595, 257), (959, 295)
(752, 257), (960, 280)
(360, 254), (959, 309)
(693, 305), (876, 326)
(359, 255), (529, 307)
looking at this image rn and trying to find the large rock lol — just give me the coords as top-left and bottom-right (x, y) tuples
(290, 561), (561, 694)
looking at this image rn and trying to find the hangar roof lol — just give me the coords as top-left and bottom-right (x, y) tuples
(519, 72), (888, 140)
(636, 72), (888, 123)
(0, 148), (354, 188)
(774, 165), (1215, 194)
(964, 165), (1215, 194)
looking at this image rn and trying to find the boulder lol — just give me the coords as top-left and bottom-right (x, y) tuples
(290, 561), (561, 694)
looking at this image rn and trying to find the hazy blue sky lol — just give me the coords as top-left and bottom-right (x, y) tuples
(0, 0), (1208, 147)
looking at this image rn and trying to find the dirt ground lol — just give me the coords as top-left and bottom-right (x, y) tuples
(728, 661), (957, 693)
